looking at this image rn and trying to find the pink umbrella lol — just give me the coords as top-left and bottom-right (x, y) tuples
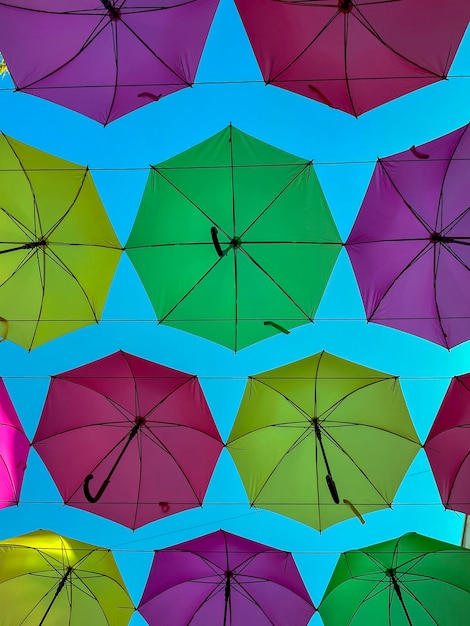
(425, 373), (470, 515)
(32, 351), (223, 529)
(138, 529), (315, 626)
(0, 378), (29, 509)
(0, 0), (219, 124)
(235, 0), (470, 116)
(346, 123), (470, 348)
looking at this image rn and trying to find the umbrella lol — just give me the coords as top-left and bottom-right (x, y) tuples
(424, 372), (470, 515)
(0, 0), (220, 124)
(234, 0), (470, 116)
(0, 132), (121, 350)
(0, 529), (134, 625)
(346, 123), (470, 348)
(126, 125), (341, 351)
(0, 377), (29, 509)
(138, 529), (315, 625)
(32, 350), (223, 529)
(319, 532), (470, 626)
(226, 351), (421, 531)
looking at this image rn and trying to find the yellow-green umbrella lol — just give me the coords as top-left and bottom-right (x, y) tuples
(227, 351), (421, 531)
(0, 133), (121, 349)
(0, 529), (134, 625)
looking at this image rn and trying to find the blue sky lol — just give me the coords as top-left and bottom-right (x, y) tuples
(0, 2), (469, 623)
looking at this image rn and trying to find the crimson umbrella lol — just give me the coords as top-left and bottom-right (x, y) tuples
(346, 123), (470, 348)
(32, 351), (223, 529)
(425, 373), (470, 515)
(0, 378), (29, 509)
(0, 0), (219, 124)
(138, 529), (315, 626)
(235, 0), (469, 116)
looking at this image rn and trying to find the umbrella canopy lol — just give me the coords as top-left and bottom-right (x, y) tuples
(319, 532), (470, 626)
(32, 350), (223, 529)
(424, 372), (470, 515)
(0, 0), (220, 124)
(0, 377), (29, 509)
(0, 132), (121, 350)
(126, 125), (341, 351)
(0, 529), (134, 625)
(346, 123), (470, 349)
(234, 0), (470, 116)
(226, 351), (421, 531)
(138, 529), (315, 626)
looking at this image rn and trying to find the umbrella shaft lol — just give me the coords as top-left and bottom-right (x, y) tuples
(39, 567), (72, 626)
(223, 578), (231, 626)
(391, 575), (413, 626)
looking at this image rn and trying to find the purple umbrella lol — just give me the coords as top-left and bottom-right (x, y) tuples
(0, 0), (219, 124)
(346, 123), (470, 348)
(138, 529), (315, 626)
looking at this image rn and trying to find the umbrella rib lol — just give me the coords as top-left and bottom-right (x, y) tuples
(398, 583), (440, 625)
(104, 18), (120, 126)
(118, 14), (190, 86)
(42, 245), (99, 321)
(324, 420), (420, 445)
(0, 453), (19, 503)
(438, 124), (470, 234)
(445, 448), (470, 507)
(0, 206), (35, 241)
(239, 246), (314, 320)
(229, 581), (278, 626)
(432, 240), (449, 348)
(269, 10), (341, 83)
(343, 11), (358, 117)
(29, 247), (46, 349)
(352, 5), (445, 78)
(2, 133), (43, 238)
(442, 206), (470, 238)
(140, 426), (203, 505)
(186, 582), (225, 626)
(150, 168), (231, 238)
(377, 159), (433, 233)
(320, 429), (392, 505)
(0, 247), (38, 290)
(42, 168), (89, 240)
(13, 14), (111, 91)
(120, 351), (141, 418)
(238, 161), (312, 239)
(367, 242), (432, 321)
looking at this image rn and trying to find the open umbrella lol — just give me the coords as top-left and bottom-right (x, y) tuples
(0, 132), (121, 350)
(126, 125), (341, 351)
(424, 372), (470, 515)
(319, 532), (470, 626)
(0, 0), (220, 124)
(346, 123), (470, 348)
(32, 350), (223, 529)
(138, 529), (315, 626)
(0, 529), (134, 625)
(0, 377), (29, 509)
(226, 351), (421, 531)
(235, 1), (470, 116)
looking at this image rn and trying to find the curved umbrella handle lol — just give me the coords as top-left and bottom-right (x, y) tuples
(264, 321), (290, 335)
(83, 474), (111, 503)
(210, 227), (225, 257)
(410, 145), (429, 159)
(326, 473), (340, 504)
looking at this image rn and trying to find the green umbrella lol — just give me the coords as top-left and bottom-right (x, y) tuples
(126, 125), (341, 350)
(0, 133), (121, 349)
(226, 351), (421, 531)
(0, 529), (134, 625)
(319, 532), (470, 626)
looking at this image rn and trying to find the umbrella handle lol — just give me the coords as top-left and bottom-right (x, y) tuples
(210, 227), (225, 257)
(326, 473), (340, 504)
(83, 474), (110, 503)
(263, 321), (290, 335)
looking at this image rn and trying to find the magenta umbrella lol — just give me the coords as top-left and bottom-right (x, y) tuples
(0, 0), (219, 124)
(425, 373), (470, 515)
(235, 0), (469, 116)
(346, 123), (470, 348)
(0, 378), (29, 509)
(32, 351), (223, 529)
(138, 529), (315, 626)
